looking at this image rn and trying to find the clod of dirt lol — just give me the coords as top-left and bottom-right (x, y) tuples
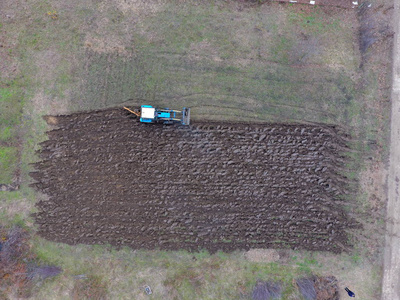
(245, 249), (280, 263)
(43, 116), (58, 126)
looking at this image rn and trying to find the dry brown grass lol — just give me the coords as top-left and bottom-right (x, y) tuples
(71, 275), (109, 300)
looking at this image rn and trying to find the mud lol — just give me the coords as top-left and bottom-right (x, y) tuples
(31, 108), (359, 253)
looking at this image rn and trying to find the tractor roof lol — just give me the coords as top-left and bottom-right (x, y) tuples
(141, 106), (155, 119)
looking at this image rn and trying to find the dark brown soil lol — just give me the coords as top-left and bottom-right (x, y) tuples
(31, 108), (359, 253)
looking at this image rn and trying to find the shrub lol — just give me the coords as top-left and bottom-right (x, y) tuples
(252, 280), (282, 300)
(0, 226), (62, 298)
(28, 265), (62, 280)
(296, 277), (316, 300)
(0, 226), (32, 298)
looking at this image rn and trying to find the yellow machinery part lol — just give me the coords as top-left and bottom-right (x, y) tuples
(123, 106), (141, 117)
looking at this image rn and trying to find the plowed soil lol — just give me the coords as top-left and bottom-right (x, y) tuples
(31, 108), (359, 253)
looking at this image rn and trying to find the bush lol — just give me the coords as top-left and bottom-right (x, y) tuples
(0, 226), (32, 298)
(314, 276), (339, 300)
(252, 280), (282, 300)
(28, 265), (62, 280)
(0, 226), (62, 298)
(296, 277), (316, 300)
(296, 275), (339, 300)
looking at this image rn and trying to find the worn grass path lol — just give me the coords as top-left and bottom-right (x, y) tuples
(382, 1), (400, 299)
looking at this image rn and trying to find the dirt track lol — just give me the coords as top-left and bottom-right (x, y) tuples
(31, 108), (359, 253)
(382, 1), (400, 298)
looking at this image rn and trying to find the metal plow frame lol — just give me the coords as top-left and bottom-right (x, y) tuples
(182, 107), (190, 125)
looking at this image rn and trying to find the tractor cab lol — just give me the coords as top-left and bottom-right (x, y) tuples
(140, 105), (156, 123)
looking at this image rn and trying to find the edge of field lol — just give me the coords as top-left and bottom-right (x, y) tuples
(382, 0), (400, 298)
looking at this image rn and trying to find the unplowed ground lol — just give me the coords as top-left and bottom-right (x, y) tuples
(31, 108), (358, 253)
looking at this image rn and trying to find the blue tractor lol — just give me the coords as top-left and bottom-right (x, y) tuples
(124, 105), (190, 125)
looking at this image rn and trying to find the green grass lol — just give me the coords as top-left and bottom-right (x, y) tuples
(0, 81), (25, 184)
(0, 189), (35, 228)
(61, 0), (360, 127)
(0, 87), (21, 126)
(0, 147), (18, 183)
(271, 35), (294, 64)
(351, 253), (362, 265)
(0, 126), (14, 142)
(288, 7), (340, 35)
(29, 239), (382, 299)
(0, 88), (13, 101)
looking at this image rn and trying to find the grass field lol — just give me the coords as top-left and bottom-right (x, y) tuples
(0, 85), (22, 184)
(0, 0), (393, 298)
(29, 240), (381, 299)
